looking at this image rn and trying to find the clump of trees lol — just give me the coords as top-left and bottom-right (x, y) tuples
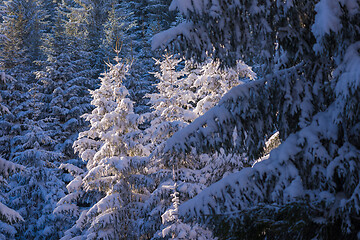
(0, 0), (359, 239)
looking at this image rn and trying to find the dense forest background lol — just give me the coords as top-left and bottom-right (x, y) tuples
(0, 0), (359, 239)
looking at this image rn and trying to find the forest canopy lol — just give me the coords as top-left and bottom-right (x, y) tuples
(0, 0), (359, 239)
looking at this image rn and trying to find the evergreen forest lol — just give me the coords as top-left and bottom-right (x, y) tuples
(0, 0), (359, 239)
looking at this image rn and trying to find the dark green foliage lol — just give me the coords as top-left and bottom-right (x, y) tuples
(0, 0), (45, 80)
(156, 0), (360, 239)
(209, 202), (358, 240)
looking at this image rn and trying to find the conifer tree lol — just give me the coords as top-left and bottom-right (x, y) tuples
(0, 70), (66, 239)
(4, 88), (68, 239)
(137, 53), (255, 238)
(153, 170), (216, 240)
(101, 2), (135, 61)
(59, 53), (150, 239)
(143, 54), (190, 152)
(0, 73), (24, 239)
(153, 0), (360, 239)
(118, 0), (175, 114)
(144, 54), (255, 152)
(0, 0), (45, 80)
(0, 157), (24, 239)
(0, 2), (72, 238)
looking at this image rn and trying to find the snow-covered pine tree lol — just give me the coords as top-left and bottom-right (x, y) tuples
(0, 4), (71, 237)
(0, 2), (100, 236)
(142, 54), (191, 152)
(152, 168), (216, 240)
(1, 75), (67, 240)
(0, 73), (24, 239)
(33, 0), (110, 171)
(59, 53), (150, 239)
(153, 0), (360, 239)
(85, 0), (115, 75)
(54, 51), (122, 240)
(52, 0), (128, 134)
(7, 156), (67, 239)
(5, 98), (68, 239)
(61, 0), (122, 79)
(136, 55), (195, 238)
(0, 0), (45, 80)
(0, 70), (28, 166)
(117, 0), (165, 114)
(137, 54), (255, 238)
(34, 1), (95, 160)
(192, 59), (256, 116)
(0, 72), (14, 117)
(1, 25), (67, 237)
(144, 54), (255, 152)
(60, 0), (100, 81)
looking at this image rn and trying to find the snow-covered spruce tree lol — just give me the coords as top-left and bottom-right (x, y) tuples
(0, 0), (45, 80)
(0, 72), (14, 118)
(137, 54), (255, 238)
(0, 57), (67, 239)
(116, 0), (164, 114)
(0, 14), (70, 237)
(102, 0), (175, 115)
(152, 0), (360, 239)
(52, 0), (128, 127)
(0, 73), (25, 239)
(54, 52), (120, 239)
(34, 2), (95, 160)
(142, 54), (191, 152)
(5, 111), (69, 239)
(84, 0), (116, 74)
(152, 169), (216, 240)
(2, 3), (95, 236)
(58, 54), (150, 240)
(33, 0), (107, 165)
(144, 54), (255, 152)
(60, 0), (101, 82)
(1, 8), (78, 235)
(136, 55), (195, 238)
(0, 70), (29, 163)
(61, 0), (122, 78)
(192, 59), (256, 116)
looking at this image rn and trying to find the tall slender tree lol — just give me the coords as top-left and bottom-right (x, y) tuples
(58, 54), (150, 239)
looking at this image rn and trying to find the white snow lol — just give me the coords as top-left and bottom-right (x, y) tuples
(152, 22), (194, 51)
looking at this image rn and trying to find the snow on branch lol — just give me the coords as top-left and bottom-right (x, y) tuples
(158, 78), (267, 164)
(178, 106), (360, 235)
(0, 157), (24, 178)
(0, 72), (16, 115)
(60, 163), (85, 177)
(152, 22), (194, 51)
(0, 202), (24, 224)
